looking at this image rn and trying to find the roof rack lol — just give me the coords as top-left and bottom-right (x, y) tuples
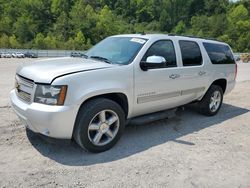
(135, 31), (146, 35)
(167, 34), (222, 42)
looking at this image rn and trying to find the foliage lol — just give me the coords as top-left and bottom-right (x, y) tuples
(0, 0), (249, 52)
(241, 53), (250, 63)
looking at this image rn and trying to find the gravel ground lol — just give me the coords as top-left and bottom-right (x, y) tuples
(0, 58), (250, 188)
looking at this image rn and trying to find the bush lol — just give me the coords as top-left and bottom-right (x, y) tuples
(241, 54), (250, 63)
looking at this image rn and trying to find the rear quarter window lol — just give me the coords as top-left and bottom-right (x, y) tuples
(203, 42), (235, 64)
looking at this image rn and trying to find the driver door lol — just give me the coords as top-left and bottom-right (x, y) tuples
(133, 40), (183, 117)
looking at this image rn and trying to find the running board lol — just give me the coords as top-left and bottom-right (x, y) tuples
(126, 108), (178, 126)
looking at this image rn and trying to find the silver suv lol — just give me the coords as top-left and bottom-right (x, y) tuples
(10, 34), (237, 152)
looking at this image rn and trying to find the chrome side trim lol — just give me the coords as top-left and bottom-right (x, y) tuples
(137, 91), (181, 104)
(137, 87), (205, 104)
(181, 87), (205, 95)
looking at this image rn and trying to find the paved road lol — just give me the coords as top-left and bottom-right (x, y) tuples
(0, 58), (250, 187)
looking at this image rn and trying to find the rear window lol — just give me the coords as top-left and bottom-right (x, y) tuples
(179, 41), (203, 66)
(203, 42), (235, 64)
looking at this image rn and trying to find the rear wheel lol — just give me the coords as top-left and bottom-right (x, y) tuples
(198, 85), (223, 116)
(73, 98), (125, 153)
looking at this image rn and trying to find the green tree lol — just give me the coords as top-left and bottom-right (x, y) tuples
(70, 1), (97, 43)
(14, 16), (34, 43)
(135, 0), (154, 22)
(0, 17), (12, 35)
(172, 20), (186, 34)
(74, 31), (86, 50)
(226, 4), (250, 52)
(23, 0), (53, 34)
(53, 11), (71, 41)
(9, 35), (20, 49)
(44, 33), (57, 49)
(204, 0), (229, 15)
(159, 9), (172, 32)
(0, 34), (10, 48)
(51, 0), (73, 16)
(34, 33), (46, 49)
(190, 15), (210, 37)
(85, 38), (92, 49)
(96, 5), (117, 40)
(228, 4), (248, 23)
(66, 37), (75, 50)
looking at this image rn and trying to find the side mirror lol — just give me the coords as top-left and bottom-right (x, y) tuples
(140, 56), (166, 71)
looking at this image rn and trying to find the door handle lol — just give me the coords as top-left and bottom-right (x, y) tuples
(198, 71), (206, 76)
(169, 74), (180, 79)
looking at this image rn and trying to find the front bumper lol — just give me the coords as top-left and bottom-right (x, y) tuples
(10, 89), (79, 139)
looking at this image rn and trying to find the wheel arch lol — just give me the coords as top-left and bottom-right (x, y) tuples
(76, 92), (129, 119)
(211, 79), (227, 93)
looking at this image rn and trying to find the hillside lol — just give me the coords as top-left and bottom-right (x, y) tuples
(0, 0), (249, 52)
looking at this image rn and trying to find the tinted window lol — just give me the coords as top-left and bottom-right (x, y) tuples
(142, 40), (176, 67)
(179, 41), (202, 66)
(203, 42), (235, 64)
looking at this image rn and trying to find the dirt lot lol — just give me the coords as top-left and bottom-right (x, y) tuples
(0, 58), (250, 187)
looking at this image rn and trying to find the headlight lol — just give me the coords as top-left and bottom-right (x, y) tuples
(34, 85), (67, 105)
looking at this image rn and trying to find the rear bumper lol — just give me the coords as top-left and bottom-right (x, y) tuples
(225, 80), (236, 95)
(10, 89), (79, 139)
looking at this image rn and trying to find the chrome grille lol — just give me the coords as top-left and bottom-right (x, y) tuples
(16, 75), (34, 103)
(18, 91), (32, 102)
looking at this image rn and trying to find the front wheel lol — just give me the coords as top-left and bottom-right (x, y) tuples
(73, 98), (125, 153)
(198, 85), (223, 116)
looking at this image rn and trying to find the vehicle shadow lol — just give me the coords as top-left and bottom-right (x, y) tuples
(27, 103), (249, 166)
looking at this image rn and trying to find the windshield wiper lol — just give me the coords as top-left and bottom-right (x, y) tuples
(90, 56), (112, 64)
(81, 54), (88, 59)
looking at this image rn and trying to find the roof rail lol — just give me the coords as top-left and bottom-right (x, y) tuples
(167, 34), (222, 42)
(168, 33), (176, 36)
(135, 31), (146, 35)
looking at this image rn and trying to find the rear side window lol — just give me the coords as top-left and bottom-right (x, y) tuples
(179, 41), (202, 66)
(203, 42), (235, 64)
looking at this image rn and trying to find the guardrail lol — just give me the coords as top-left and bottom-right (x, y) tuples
(1, 48), (249, 58)
(234, 53), (250, 56)
(0, 49), (85, 57)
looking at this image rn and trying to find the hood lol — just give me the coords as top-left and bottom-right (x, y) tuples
(17, 57), (114, 83)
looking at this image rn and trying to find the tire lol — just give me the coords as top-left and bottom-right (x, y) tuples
(73, 98), (125, 153)
(198, 85), (223, 116)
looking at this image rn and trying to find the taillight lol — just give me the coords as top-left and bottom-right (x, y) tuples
(234, 63), (238, 80)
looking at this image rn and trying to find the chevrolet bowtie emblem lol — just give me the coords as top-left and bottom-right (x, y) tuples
(15, 81), (20, 90)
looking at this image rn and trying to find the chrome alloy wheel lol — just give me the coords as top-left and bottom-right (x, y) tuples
(87, 110), (120, 146)
(209, 91), (222, 113)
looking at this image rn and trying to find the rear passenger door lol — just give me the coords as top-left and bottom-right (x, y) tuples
(177, 40), (210, 101)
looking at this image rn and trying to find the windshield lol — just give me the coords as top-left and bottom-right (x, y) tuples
(85, 37), (147, 65)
